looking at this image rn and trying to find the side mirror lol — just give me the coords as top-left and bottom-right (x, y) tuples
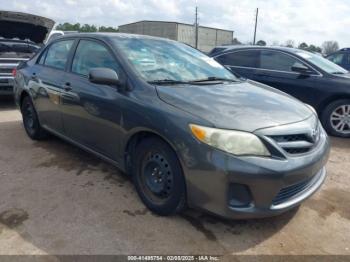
(89, 68), (120, 86)
(291, 64), (313, 75)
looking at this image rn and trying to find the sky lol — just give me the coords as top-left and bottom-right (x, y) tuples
(1, 0), (349, 47)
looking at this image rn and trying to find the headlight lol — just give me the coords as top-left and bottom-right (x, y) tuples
(189, 124), (270, 156)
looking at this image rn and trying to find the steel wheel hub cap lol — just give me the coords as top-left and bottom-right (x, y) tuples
(330, 105), (350, 134)
(143, 153), (173, 198)
(25, 104), (34, 129)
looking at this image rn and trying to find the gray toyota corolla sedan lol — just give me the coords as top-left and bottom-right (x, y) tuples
(13, 33), (330, 219)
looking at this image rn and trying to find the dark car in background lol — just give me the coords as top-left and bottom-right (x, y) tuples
(210, 46), (350, 137)
(13, 33), (329, 219)
(0, 10), (54, 96)
(326, 48), (350, 70)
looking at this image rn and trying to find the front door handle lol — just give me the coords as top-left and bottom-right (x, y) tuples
(62, 82), (72, 92)
(31, 72), (38, 80)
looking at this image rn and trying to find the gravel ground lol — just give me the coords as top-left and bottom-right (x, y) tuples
(0, 98), (349, 257)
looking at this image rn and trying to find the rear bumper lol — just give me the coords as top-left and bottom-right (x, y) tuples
(183, 126), (330, 219)
(0, 77), (14, 96)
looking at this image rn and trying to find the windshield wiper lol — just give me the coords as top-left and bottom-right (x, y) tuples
(148, 79), (190, 85)
(189, 77), (238, 83)
(332, 72), (346, 75)
(148, 77), (238, 86)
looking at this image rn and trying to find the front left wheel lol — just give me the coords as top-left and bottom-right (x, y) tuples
(321, 99), (350, 138)
(132, 137), (187, 216)
(21, 96), (48, 140)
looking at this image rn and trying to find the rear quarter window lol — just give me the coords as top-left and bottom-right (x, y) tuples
(216, 50), (259, 68)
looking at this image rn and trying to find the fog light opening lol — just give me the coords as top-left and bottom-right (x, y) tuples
(228, 183), (253, 208)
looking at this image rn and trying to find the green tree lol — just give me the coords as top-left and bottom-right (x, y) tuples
(232, 38), (242, 45)
(55, 22), (118, 33)
(56, 23), (80, 31)
(307, 44), (322, 53)
(285, 40), (295, 48)
(99, 26), (118, 32)
(80, 24), (97, 32)
(298, 42), (309, 50)
(256, 40), (267, 46)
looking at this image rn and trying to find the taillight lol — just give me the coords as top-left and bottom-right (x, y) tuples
(12, 68), (17, 77)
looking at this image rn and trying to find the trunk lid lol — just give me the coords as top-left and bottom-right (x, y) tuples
(0, 11), (55, 43)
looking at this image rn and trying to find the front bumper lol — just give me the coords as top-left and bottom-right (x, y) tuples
(182, 123), (330, 219)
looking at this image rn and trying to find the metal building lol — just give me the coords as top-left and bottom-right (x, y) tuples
(118, 21), (234, 53)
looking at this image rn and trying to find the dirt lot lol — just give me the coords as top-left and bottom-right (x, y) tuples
(0, 97), (349, 256)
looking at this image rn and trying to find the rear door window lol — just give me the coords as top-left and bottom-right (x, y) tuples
(71, 40), (120, 76)
(216, 50), (259, 68)
(44, 40), (74, 70)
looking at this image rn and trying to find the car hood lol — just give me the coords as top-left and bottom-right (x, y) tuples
(156, 80), (313, 132)
(0, 11), (55, 43)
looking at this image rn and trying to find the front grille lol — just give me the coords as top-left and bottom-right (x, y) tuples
(0, 58), (23, 76)
(272, 173), (319, 206)
(0, 68), (13, 75)
(268, 123), (321, 156)
(271, 134), (310, 143)
(0, 86), (13, 92)
(284, 148), (310, 154)
(0, 58), (26, 64)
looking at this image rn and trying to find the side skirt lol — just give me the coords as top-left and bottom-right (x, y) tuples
(43, 125), (127, 173)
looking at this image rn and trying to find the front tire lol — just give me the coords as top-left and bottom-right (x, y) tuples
(321, 99), (350, 138)
(132, 137), (186, 216)
(21, 96), (48, 140)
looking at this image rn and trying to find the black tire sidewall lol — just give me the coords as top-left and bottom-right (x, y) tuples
(132, 138), (186, 216)
(321, 99), (350, 138)
(21, 96), (45, 140)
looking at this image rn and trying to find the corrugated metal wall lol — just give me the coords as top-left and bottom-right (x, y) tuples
(119, 21), (233, 53)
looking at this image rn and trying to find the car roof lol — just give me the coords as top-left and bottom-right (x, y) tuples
(211, 45), (303, 56)
(324, 48), (350, 57)
(337, 48), (350, 52)
(55, 32), (177, 42)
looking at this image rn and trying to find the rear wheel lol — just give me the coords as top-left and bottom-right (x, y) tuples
(322, 99), (350, 138)
(21, 96), (48, 140)
(132, 137), (186, 216)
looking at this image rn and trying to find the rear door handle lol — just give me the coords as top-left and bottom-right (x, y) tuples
(62, 82), (72, 92)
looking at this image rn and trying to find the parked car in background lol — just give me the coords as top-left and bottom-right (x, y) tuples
(326, 48), (350, 70)
(210, 46), (350, 137)
(0, 10), (54, 96)
(14, 33), (329, 219)
(45, 30), (78, 44)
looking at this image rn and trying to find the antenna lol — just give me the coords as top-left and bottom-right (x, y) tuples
(195, 0), (199, 49)
(253, 8), (259, 45)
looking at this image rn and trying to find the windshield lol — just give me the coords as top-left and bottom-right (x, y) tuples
(296, 51), (348, 74)
(112, 36), (237, 82)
